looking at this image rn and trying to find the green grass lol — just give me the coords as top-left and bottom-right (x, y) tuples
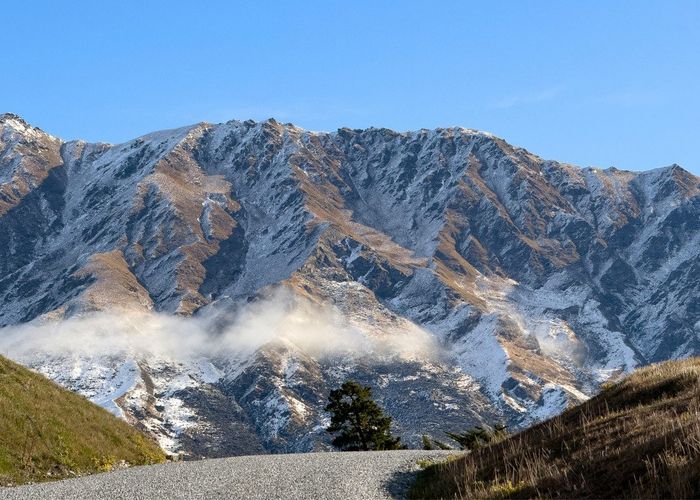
(0, 355), (165, 486)
(410, 357), (700, 499)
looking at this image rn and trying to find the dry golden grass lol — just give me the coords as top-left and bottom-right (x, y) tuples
(75, 250), (155, 311)
(411, 358), (700, 499)
(0, 355), (165, 486)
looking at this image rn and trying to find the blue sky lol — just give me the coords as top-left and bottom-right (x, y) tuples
(2, 1), (699, 174)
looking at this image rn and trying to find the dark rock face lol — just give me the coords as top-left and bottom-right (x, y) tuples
(0, 113), (698, 455)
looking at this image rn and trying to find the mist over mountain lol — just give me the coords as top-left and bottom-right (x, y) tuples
(1, 112), (698, 456)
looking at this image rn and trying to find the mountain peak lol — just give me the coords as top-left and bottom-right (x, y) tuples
(0, 112), (25, 121)
(0, 112), (30, 129)
(636, 163), (699, 190)
(0, 112), (58, 142)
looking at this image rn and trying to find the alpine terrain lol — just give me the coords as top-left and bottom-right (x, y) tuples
(0, 112), (698, 457)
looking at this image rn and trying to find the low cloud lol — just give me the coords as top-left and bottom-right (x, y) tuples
(0, 289), (439, 365)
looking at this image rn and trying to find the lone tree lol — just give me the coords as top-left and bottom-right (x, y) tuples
(325, 380), (404, 451)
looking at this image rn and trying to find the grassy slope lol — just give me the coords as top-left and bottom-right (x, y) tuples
(0, 355), (165, 486)
(411, 358), (700, 499)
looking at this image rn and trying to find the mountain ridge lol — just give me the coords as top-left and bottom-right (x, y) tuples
(1, 113), (698, 456)
(4, 110), (693, 176)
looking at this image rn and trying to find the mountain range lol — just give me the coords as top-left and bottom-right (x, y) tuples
(0, 112), (698, 456)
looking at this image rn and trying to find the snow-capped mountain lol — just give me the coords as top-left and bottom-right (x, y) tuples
(1, 112), (698, 456)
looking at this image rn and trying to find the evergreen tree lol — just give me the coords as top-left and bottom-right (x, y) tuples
(325, 380), (404, 451)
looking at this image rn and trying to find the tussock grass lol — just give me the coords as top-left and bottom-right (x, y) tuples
(410, 358), (700, 499)
(0, 355), (165, 486)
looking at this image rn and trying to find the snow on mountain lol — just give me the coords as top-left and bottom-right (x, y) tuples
(0, 113), (698, 455)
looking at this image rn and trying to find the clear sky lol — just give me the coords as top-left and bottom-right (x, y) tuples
(2, 1), (699, 174)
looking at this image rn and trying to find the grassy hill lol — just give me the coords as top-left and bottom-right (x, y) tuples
(411, 358), (700, 499)
(0, 355), (165, 486)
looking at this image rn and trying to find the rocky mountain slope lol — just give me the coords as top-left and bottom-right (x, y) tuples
(0, 112), (698, 456)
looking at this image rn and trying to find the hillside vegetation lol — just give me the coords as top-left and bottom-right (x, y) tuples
(411, 358), (700, 499)
(0, 355), (165, 486)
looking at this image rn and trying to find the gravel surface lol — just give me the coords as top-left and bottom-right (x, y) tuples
(2, 450), (458, 499)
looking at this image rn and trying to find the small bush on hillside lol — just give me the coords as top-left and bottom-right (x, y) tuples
(422, 435), (453, 450)
(445, 423), (508, 451)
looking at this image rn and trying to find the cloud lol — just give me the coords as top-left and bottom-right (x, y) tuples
(0, 289), (439, 365)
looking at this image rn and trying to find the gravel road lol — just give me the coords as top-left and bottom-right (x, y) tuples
(2, 450), (457, 499)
